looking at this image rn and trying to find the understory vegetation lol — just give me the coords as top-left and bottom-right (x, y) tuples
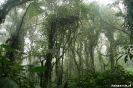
(0, 0), (133, 88)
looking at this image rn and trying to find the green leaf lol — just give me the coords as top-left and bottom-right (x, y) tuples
(117, 55), (123, 60)
(90, 79), (94, 83)
(30, 66), (47, 73)
(37, 1), (45, 7)
(2, 57), (11, 64)
(129, 53), (132, 60)
(1, 44), (17, 53)
(23, 65), (35, 70)
(27, 2), (44, 18)
(12, 64), (24, 70)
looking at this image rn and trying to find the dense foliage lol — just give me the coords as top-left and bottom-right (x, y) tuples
(67, 65), (133, 88)
(0, 0), (133, 88)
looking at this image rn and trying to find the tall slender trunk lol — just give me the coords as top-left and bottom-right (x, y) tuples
(84, 41), (89, 69)
(109, 42), (115, 69)
(44, 22), (55, 87)
(56, 51), (63, 88)
(72, 49), (80, 76)
(45, 33), (53, 86)
(89, 46), (95, 72)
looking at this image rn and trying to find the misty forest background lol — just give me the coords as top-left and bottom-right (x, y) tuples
(0, 0), (133, 88)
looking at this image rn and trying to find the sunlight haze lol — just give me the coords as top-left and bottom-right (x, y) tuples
(84, 0), (115, 5)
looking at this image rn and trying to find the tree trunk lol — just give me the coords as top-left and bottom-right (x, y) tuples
(44, 23), (55, 87)
(45, 34), (53, 86)
(89, 45), (95, 72)
(105, 31), (115, 70)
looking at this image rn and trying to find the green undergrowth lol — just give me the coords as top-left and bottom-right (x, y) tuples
(66, 65), (133, 88)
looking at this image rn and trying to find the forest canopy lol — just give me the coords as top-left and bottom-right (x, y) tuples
(0, 0), (133, 88)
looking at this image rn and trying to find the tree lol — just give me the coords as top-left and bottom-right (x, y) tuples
(0, 0), (34, 24)
(123, 0), (133, 43)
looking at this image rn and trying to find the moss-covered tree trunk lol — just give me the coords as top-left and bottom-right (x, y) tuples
(105, 30), (115, 70)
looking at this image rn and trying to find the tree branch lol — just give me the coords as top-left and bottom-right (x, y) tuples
(0, 0), (34, 24)
(99, 16), (130, 36)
